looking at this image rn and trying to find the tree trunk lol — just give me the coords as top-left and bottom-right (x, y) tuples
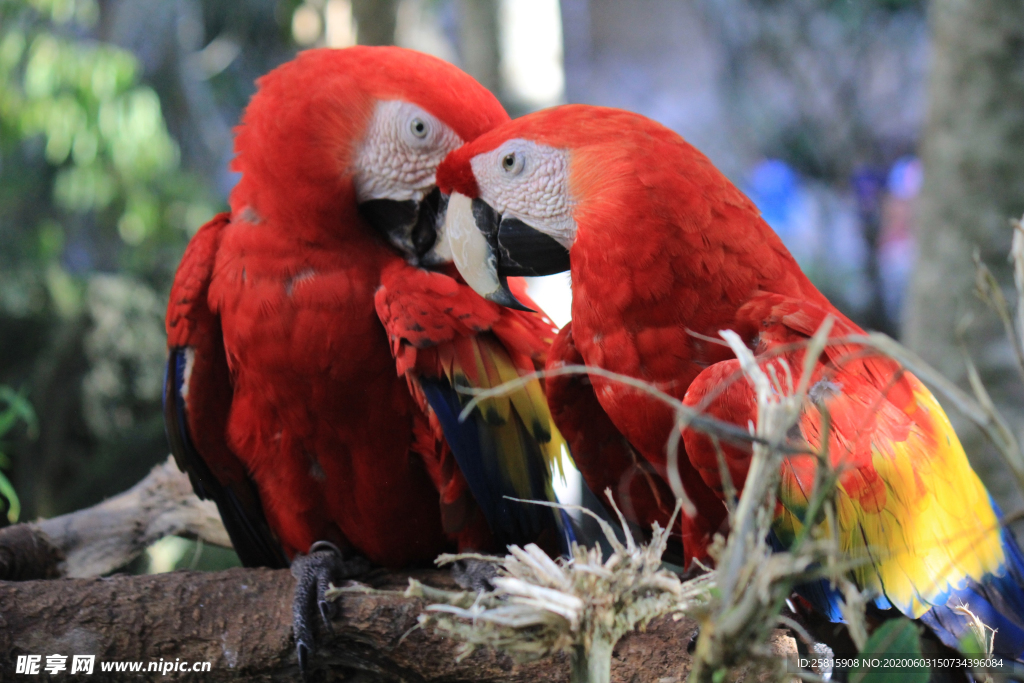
(353, 0), (398, 46)
(903, 0), (1024, 510)
(457, 0), (502, 96)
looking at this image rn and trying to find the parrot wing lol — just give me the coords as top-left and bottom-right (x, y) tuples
(546, 323), (677, 542)
(375, 262), (570, 549)
(682, 292), (1024, 657)
(164, 212), (288, 569)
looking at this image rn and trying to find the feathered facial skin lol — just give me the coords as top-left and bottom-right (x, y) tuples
(231, 46), (509, 264)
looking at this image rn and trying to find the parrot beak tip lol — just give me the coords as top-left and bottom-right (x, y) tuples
(488, 280), (535, 312)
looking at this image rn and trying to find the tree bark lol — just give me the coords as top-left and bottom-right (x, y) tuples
(0, 567), (799, 681)
(0, 461), (800, 680)
(903, 0), (1024, 510)
(0, 457), (230, 581)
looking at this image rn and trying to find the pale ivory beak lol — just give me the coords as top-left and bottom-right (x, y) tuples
(446, 191), (503, 300)
(445, 192), (534, 310)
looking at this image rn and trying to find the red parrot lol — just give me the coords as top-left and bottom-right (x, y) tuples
(437, 104), (1024, 660)
(163, 47), (571, 667)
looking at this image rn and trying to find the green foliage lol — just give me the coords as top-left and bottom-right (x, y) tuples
(0, 0), (218, 292)
(850, 618), (929, 683)
(0, 0), (230, 522)
(0, 385), (37, 523)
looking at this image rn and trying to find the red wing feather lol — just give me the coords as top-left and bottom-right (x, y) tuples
(164, 212), (287, 568)
(375, 263), (569, 550)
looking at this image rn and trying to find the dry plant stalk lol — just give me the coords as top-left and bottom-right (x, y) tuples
(389, 497), (711, 683)
(836, 219), (1024, 497)
(685, 321), (869, 683)
(397, 318), (863, 682)
(687, 213), (1024, 682)
(369, 318), (855, 683)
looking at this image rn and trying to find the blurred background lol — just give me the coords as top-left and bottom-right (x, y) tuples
(0, 0), (1021, 571)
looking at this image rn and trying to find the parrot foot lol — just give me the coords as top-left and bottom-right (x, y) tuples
(291, 541), (370, 678)
(451, 557), (499, 592)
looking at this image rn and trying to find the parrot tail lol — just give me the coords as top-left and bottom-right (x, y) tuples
(776, 508), (1024, 663)
(917, 505), (1024, 661)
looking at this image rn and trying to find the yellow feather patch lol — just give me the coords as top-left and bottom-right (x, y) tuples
(779, 377), (1005, 618)
(450, 334), (569, 499)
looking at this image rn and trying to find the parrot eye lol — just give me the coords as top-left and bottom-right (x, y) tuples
(410, 117), (429, 139)
(501, 152), (523, 175)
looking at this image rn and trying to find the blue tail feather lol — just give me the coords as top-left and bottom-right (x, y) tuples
(773, 505), (1024, 662)
(919, 506), (1024, 659)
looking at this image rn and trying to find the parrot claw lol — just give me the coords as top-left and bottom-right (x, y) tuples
(451, 557), (499, 592)
(318, 598), (338, 634)
(291, 541), (370, 677)
(295, 641), (311, 681)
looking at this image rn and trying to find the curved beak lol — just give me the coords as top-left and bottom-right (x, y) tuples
(444, 192), (570, 311)
(359, 188), (447, 264)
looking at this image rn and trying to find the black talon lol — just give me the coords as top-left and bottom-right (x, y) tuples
(290, 541), (369, 677)
(318, 598), (337, 634)
(296, 640), (310, 680)
(308, 540), (342, 555)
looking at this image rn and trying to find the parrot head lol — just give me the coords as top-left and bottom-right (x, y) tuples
(435, 104), (604, 309)
(437, 104), (756, 309)
(231, 46), (509, 264)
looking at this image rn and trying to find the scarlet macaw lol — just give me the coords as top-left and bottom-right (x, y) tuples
(438, 104), (1024, 658)
(163, 47), (570, 666)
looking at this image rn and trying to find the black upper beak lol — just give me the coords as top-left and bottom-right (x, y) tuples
(470, 199), (571, 278)
(359, 187), (446, 263)
(445, 192), (571, 312)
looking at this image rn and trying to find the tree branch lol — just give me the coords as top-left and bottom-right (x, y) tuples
(0, 460), (800, 679)
(0, 567), (798, 681)
(0, 457), (231, 581)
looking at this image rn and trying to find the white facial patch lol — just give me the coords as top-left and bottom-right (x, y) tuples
(353, 100), (463, 203)
(470, 139), (577, 248)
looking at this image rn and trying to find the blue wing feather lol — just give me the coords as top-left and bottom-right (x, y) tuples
(419, 375), (575, 552)
(776, 509), (1024, 661)
(163, 348), (288, 569)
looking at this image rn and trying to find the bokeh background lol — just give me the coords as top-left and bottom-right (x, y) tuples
(1, 0), (1021, 571)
